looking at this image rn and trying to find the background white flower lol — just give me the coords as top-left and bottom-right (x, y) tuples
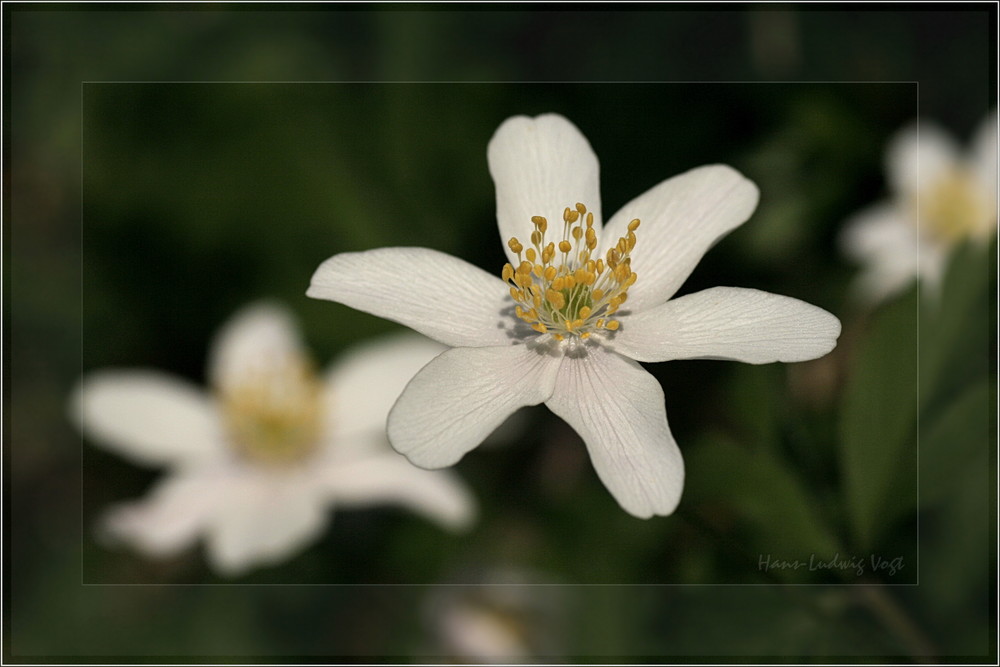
(308, 113), (841, 519)
(840, 111), (997, 304)
(72, 302), (475, 576)
(424, 567), (565, 662)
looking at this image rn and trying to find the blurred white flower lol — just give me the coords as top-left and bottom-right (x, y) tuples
(308, 113), (841, 519)
(425, 568), (565, 662)
(840, 111), (997, 303)
(72, 302), (475, 576)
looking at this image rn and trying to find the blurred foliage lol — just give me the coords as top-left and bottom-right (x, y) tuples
(6, 5), (997, 663)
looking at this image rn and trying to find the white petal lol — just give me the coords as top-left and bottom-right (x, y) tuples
(613, 287), (841, 364)
(839, 203), (924, 303)
(886, 123), (960, 199)
(488, 114), (602, 265)
(544, 345), (683, 518)
(970, 110), (998, 203)
(840, 203), (919, 262)
(100, 470), (230, 558)
(308, 248), (515, 348)
(207, 301), (305, 392)
(600, 165), (760, 309)
(315, 454), (476, 530)
(71, 370), (225, 468)
(323, 332), (447, 442)
(438, 602), (531, 660)
(388, 344), (562, 468)
(205, 470), (328, 576)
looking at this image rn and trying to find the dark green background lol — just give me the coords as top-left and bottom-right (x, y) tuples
(6, 4), (997, 662)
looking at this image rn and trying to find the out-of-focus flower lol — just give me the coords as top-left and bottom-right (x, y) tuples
(425, 568), (565, 662)
(840, 111), (998, 304)
(308, 113), (841, 519)
(72, 302), (475, 576)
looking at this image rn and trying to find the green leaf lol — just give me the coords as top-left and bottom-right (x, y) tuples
(920, 238), (996, 410)
(839, 288), (919, 550)
(685, 433), (843, 577)
(919, 380), (997, 509)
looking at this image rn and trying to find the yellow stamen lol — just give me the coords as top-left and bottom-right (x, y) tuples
(499, 203), (641, 340)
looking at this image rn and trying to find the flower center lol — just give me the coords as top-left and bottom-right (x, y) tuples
(219, 353), (323, 466)
(501, 202), (639, 340)
(918, 168), (995, 243)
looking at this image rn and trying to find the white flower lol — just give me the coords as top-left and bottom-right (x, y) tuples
(425, 568), (564, 662)
(72, 302), (475, 576)
(308, 114), (841, 518)
(840, 111), (997, 303)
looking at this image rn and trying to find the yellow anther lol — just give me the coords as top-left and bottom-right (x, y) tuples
(500, 202), (641, 341)
(542, 243), (555, 263)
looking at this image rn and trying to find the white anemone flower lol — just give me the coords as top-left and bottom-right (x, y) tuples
(308, 113), (841, 518)
(72, 302), (475, 576)
(840, 111), (998, 304)
(426, 569), (564, 662)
